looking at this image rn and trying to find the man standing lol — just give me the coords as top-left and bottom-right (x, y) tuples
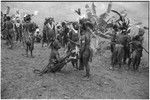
(131, 27), (145, 57)
(62, 22), (69, 48)
(22, 14), (36, 57)
(79, 20), (94, 78)
(14, 19), (22, 43)
(3, 16), (14, 49)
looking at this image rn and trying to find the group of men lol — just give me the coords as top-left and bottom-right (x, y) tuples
(1, 10), (40, 57)
(1, 10), (95, 78)
(39, 16), (95, 78)
(109, 18), (145, 71)
(1, 7), (146, 79)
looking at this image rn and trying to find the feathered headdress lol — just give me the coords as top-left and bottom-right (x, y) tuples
(75, 8), (81, 16)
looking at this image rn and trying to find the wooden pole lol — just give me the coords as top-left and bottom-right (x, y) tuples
(78, 18), (81, 46)
(143, 47), (149, 54)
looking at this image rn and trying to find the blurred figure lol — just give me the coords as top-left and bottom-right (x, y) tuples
(79, 19), (94, 79)
(131, 27), (145, 57)
(128, 30), (144, 71)
(3, 16), (14, 49)
(15, 10), (21, 21)
(22, 14), (37, 57)
(14, 18), (22, 43)
(34, 28), (42, 43)
(42, 17), (55, 47)
(85, 4), (92, 19)
(61, 22), (69, 48)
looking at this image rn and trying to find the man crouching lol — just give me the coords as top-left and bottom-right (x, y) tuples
(34, 38), (72, 76)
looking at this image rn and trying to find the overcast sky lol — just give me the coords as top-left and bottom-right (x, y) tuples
(2, 2), (149, 29)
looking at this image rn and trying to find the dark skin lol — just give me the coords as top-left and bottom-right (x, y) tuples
(40, 48), (60, 75)
(62, 23), (69, 47)
(67, 26), (80, 70)
(25, 38), (34, 57)
(15, 20), (22, 42)
(34, 40), (61, 75)
(3, 17), (14, 49)
(128, 40), (142, 71)
(23, 20), (36, 57)
(34, 39), (74, 75)
(79, 27), (93, 78)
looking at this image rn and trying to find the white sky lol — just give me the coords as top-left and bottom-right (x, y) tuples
(1, 2), (149, 29)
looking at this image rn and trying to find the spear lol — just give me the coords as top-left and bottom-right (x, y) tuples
(78, 20), (81, 45)
(143, 47), (149, 54)
(74, 8), (81, 45)
(129, 42), (149, 54)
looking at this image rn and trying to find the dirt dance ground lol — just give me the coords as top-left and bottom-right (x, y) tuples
(1, 39), (149, 99)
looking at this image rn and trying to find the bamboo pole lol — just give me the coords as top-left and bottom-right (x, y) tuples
(143, 47), (149, 54)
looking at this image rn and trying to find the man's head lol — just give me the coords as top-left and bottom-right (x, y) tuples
(85, 21), (94, 31)
(16, 10), (19, 14)
(51, 39), (61, 50)
(72, 22), (79, 30)
(44, 18), (49, 25)
(122, 29), (127, 35)
(16, 18), (20, 23)
(85, 4), (89, 8)
(113, 24), (118, 32)
(138, 28), (145, 36)
(24, 14), (31, 22)
(46, 17), (54, 24)
(49, 17), (54, 22)
(62, 22), (66, 28)
(6, 16), (11, 21)
(79, 18), (93, 31)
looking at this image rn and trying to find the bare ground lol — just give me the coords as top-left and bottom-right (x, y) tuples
(1, 40), (149, 99)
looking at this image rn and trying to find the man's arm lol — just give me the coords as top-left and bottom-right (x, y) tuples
(88, 27), (97, 38)
(68, 38), (80, 46)
(2, 22), (7, 32)
(56, 51), (60, 61)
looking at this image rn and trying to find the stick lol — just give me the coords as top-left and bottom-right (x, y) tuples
(68, 38), (80, 46)
(78, 20), (81, 46)
(130, 42), (149, 54)
(143, 47), (149, 54)
(88, 27), (97, 38)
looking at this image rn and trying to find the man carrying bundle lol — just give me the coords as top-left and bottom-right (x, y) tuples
(33, 38), (73, 75)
